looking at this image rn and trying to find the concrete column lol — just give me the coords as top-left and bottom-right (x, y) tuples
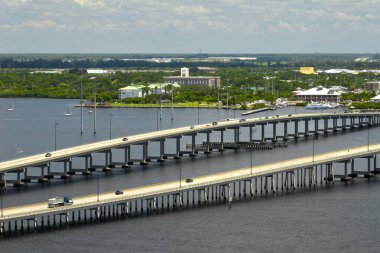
(261, 124), (265, 143)
(235, 128), (240, 144)
(283, 121), (288, 140)
(294, 120), (299, 138)
(191, 134), (196, 156)
(324, 119), (328, 133)
(142, 143), (148, 163)
(314, 119), (319, 134)
(160, 140), (165, 160)
(206, 132), (211, 153)
(272, 123), (277, 142)
(176, 137), (181, 158)
(220, 131), (225, 151)
(305, 120), (309, 136)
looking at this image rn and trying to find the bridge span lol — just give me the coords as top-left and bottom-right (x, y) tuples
(0, 112), (379, 188)
(1, 142), (380, 235)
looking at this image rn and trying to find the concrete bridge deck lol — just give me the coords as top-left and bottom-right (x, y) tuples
(0, 112), (379, 174)
(2, 142), (380, 223)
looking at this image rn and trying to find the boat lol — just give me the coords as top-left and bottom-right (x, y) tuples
(64, 105), (72, 116)
(275, 99), (288, 108)
(6, 102), (14, 111)
(304, 101), (338, 110)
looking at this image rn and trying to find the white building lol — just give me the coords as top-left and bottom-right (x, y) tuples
(370, 94), (380, 102)
(181, 67), (190, 77)
(118, 86), (143, 99)
(87, 69), (108, 74)
(294, 86), (343, 102)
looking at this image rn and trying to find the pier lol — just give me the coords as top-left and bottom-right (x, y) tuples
(1, 143), (380, 235)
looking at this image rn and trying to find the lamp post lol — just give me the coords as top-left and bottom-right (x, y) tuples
(250, 147), (253, 175)
(109, 113), (113, 140)
(156, 107), (159, 131)
(171, 86), (174, 121)
(367, 125), (370, 151)
(93, 81), (97, 135)
(197, 102), (200, 125)
(97, 174), (99, 202)
(217, 87), (220, 110)
(80, 70), (83, 134)
(54, 122), (58, 151)
(312, 136), (315, 162)
(1, 189), (3, 218)
(179, 159), (182, 187)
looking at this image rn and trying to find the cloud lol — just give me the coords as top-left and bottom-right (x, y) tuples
(73, 0), (104, 7)
(334, 11), (361, 21)
(174, 5), (211, 15)
(23, 19), (56, 29)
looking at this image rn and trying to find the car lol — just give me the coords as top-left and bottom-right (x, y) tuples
(45, 152), (52, 157)
(239, 118), (246, 122)
(212, 122), (218, 125)
(63, 196), (73, 205)
(122, 137), (128, 141)
(115, 190), (123, 195)
(225, 118), (233, 121)
(288, 114), (292, 117)
(276, 115), (279, 117)
(185, 178), (193, 183)
(190, 125), (195, 129)
(265, 117), (269, 119)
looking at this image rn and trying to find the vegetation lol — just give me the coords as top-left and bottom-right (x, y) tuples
(0, 55), (379, 108)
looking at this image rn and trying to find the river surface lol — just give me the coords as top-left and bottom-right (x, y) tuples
(0, 98), (379, 253)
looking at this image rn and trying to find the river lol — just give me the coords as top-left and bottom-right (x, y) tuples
(0, 98), (379, 253)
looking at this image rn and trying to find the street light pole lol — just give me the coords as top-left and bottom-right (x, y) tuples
(217, 87), (220, 110)
(93, 82), (97, 134)
(1, 190), (3, 218)
(54, 122), (58, 151)
(156, 107), (159, 131)
(97, 174), (99, 202)
(109, 113), (113, 140)
(197, 102), (200, 125)
(80, 70), (83, 134)
(368, 126), (370, 151)
(179, 159), (182, 187)
(250, 147), (253, 174)
(312, 136), (315, 162)
(171, 87), (174, 121)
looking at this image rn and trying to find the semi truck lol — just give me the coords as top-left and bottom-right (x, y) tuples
(48, 196), (73, 208)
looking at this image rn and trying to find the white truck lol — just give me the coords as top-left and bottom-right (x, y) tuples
(48, 196), (74, 208)
(48, 197), (64, 208)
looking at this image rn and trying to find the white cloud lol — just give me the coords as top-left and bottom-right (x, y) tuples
(334, 11), (361, 21)
(174, 5), (211, 15)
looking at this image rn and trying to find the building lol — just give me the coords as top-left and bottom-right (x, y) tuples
(370, 94), (380, 102)
(118, 86), (143, 99)
(164, 67), (221, 88)
(365, 81), (380, 92)
(299, 67), (315, 75)
(148, 82), (180, 95)
(87, 69), (108, 74)
(294, 86), (343, 102)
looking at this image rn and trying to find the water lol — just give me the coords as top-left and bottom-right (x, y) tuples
(0, 98), (379, 252)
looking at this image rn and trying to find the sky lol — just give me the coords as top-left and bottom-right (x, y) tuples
(0, 0), (379, 54)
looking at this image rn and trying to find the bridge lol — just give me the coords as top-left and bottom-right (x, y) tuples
(0, 112), (379, 188)
(1, 142), (380, 235)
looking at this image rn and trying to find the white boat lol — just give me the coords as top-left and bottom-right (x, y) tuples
(64, 105), (72, 116)
(6, 102), (14, 111)
(304, 101), (338, 110)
